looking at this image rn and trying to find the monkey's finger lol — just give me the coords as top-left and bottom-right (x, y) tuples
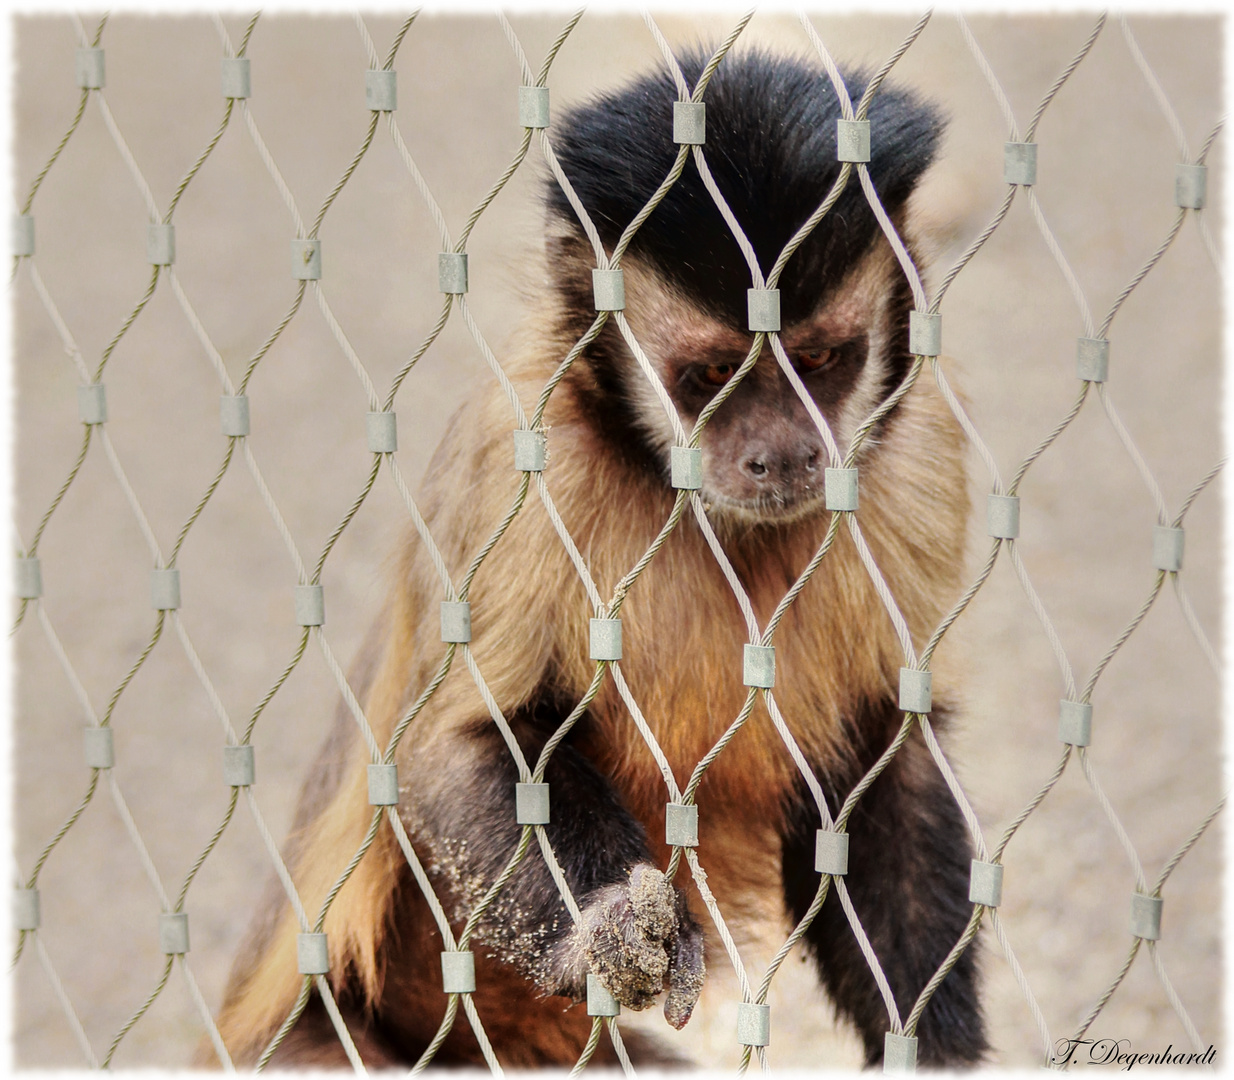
(663, 899), (705, 1030)
(626, 863), (676, 940)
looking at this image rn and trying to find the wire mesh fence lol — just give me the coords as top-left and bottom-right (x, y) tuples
(9, 9), (1223, 1072)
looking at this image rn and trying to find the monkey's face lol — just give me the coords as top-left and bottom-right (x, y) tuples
(549, 51), (940, 526)
(617, 248), (902, 525)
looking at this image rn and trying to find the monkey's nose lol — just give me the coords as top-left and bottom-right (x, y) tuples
(743, 446), (823, 482)
(741, 456), (796, 480)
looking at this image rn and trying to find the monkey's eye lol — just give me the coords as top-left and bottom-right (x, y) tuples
(700, 363), (737, 386)
(795, 348), (836, 373)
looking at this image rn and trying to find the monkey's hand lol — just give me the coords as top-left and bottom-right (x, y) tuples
(578, 864), (705, 1029)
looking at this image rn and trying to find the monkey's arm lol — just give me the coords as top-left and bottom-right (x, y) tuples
(781, 701), (985, 1067)
(405, 704), (704, 1028)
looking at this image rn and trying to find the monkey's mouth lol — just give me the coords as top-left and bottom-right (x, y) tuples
(701, 485), (828, 525)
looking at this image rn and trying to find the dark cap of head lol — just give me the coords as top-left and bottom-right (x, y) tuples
(547, 48), (943, 328)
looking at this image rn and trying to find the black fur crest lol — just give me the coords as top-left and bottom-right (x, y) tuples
(548, 49), (943, 328)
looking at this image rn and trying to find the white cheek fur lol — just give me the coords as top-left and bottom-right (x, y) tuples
(832, 292), (893, 460)
(623, 350), (680, 469)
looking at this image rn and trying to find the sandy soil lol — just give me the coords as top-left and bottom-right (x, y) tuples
(10, 11), (1223, 1071)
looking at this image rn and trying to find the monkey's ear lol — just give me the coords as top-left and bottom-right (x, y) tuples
(862, 84), (946, 209)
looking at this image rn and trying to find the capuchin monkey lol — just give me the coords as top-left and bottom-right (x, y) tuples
(210, 49), (984, 1069)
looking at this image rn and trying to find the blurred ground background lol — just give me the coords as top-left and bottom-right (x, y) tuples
(9, 10), (1223, 1071)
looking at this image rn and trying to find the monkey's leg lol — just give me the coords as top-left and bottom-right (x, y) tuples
(781, 714), (985, 1067)
(408, 711), (705, 1030)
(262, 994), (403, 1067)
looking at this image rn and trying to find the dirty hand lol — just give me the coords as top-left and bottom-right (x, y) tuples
(579, 864), (705, 1029)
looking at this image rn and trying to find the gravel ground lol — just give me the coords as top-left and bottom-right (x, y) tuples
(10, 11), (1223, 1071)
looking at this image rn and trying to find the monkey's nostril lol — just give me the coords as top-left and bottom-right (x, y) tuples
(805, 449), (821, 471)
(746, 459), (767, 477)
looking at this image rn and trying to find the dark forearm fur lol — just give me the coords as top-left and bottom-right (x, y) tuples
(781, 696), (986, 1066)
